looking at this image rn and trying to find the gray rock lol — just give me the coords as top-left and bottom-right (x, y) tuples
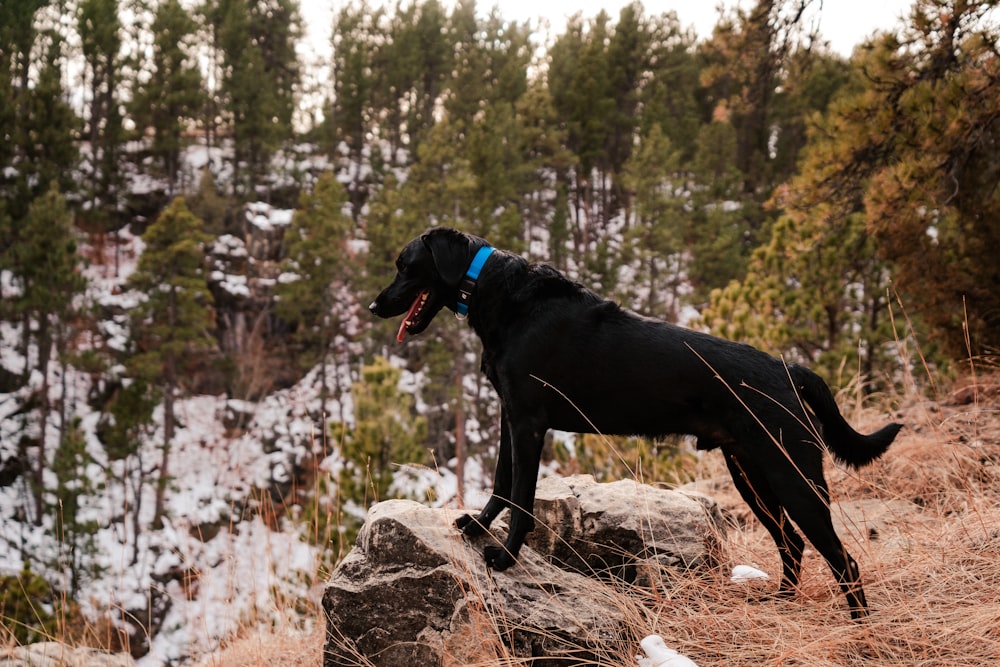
(528, 475), (725, 580)
(323, 475), (725, 666)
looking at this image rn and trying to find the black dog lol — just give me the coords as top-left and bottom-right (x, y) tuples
(369, 227), (902, 619)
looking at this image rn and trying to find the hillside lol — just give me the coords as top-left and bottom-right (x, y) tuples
(4, 3), (1000, 663)
(2, 180), (996, 665)
(204, 374), (1000, 666)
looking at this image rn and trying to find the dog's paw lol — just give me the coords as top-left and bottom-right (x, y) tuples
(484, 546), (515, 571)
(456, 513), (487, 537)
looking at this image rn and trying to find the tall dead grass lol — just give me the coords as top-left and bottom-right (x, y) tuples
(314, 369), (1000, 667)
(9, 365), (1000, 666)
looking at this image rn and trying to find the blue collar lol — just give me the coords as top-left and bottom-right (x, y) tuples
(456, 246), (494, 319)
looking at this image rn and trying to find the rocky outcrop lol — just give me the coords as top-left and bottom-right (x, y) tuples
(323, 475), (725, 667)
(0, 642), (135, 667)
(528, 475), (724, 581)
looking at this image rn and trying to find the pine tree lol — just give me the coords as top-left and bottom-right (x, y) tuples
(698, 0), (818, 201)
(186, 167), (229, 236)
(328, 2), (378, 162)
(685, 115), (749, 306)
(639, 11), (701, 161)
(131, 0), (204, 194)
(604, 2), (651, 213)
(380, 0), (450, 157)
(335, 357), (428, 536)
(621, 124), (686, 320)
(98, 377), (157, 565)
(7, 184), (87, 524)
(275, 172), (355, 404)
(548, 12), (616, 235)
(216, 0), (302, 197)
(127, 197), (215, 528)
(707, 0), (1000, 373)
(859, 0), (1000, 359)
(0, 563), (56, 644)
(49, 418), (101, 595)
(2, 36), (78, 223)
(78, 0), (125, 232)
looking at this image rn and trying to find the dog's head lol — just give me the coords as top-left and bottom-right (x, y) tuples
(369, 227), (488, 341)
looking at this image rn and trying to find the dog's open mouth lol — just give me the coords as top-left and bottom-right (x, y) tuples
(397, 290), (431, 342)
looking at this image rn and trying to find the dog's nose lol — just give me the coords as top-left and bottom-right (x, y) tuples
(368, 300), (378, 314)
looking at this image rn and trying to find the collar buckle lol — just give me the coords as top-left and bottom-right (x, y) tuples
(455, 276), (476, 320)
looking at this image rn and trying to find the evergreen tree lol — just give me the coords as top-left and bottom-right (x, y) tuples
(859, 0), (1000, 359)
(127, 197), (215, 528)
(2, 36), (78, 224)
(216, 0), (302, 197)
(698, 0), (819, 201)
(131, 0), (204, 194)
(706, 0), (1000, 375)
(699, 66), (895, 384)
(685, 114), (749, 305)
(0, 563), (56, 644)
(335, 357), (427, 536)
(49, 418), (101, 596)
(701, 210), (893, 385)
(604, 2), (651, 213)
(78, 0), (126, 232)
(639, 11), (701, 161)
(548, 12), (616, 235)
(275, 172), (355, 404)
(6, 184), (87, 524)
(98, 377), (157, 565)
(380, 0), (450, 156)
(328, 2), (377, 161)
(0, 0), (48, 91)
(363, 173), (424, 299)
(186, 167), (230, 236)
(621, 125), (686, 320)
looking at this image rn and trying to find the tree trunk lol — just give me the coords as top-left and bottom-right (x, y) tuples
(152, 379), (174, 530)
(33, 318), (52, 526)
(454, 372), (465, 509)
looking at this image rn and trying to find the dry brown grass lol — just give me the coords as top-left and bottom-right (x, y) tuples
(191, 622), (324, 667)
(12, 371), (997, 666)
(309, 371), (1000, 666)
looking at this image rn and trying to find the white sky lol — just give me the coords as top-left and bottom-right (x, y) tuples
(298, 0), (915, 61)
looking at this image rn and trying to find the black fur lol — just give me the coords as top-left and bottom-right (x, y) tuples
(369, 227), (903, 619)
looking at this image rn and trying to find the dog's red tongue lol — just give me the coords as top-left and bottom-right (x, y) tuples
(396, 292), (427, 343)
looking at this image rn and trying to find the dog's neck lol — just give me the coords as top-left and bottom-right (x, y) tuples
(455, 246), (495, 320)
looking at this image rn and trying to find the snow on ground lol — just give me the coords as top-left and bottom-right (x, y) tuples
(1, 139), (720, 664)
(1, 202), (514, 665)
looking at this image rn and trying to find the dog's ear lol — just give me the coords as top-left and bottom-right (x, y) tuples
(421, 228), (474, 286)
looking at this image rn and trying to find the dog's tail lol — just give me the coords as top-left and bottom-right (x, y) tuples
(790, 364), (903, 468)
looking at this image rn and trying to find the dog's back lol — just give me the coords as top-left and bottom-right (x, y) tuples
(374, 227), (901, 618)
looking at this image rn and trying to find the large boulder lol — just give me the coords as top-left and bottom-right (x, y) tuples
(528, 475), (724, 581)
(323, 475), (724, 666)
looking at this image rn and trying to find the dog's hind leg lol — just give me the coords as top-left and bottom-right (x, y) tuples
(724, 450), (805, 597)
(778, 480), (870, 619)
(744, 439), (871, 620)
(457, 413), (513, 537)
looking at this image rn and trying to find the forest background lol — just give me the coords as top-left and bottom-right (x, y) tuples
(1, 0), (999, 664)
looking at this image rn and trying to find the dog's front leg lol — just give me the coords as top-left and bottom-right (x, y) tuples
(456, 411), (513, 537)
(482, 422), (545, 571)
